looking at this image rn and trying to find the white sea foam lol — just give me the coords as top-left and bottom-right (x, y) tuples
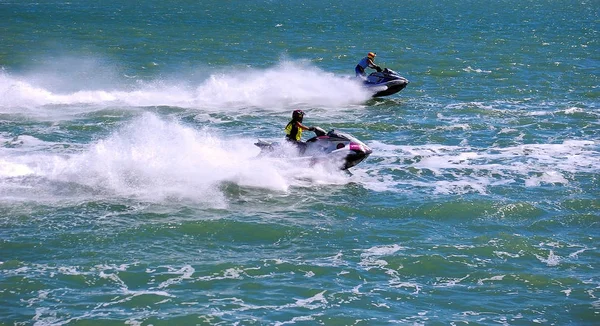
(358, 244), (405, 271)
(0, 60), (370, 114)
(477, 275), (505, 285)
(463, 66), (492, 74)
(535, 250), (561, 267)
(365, 138), (599, 195)
(360, 244), (405, 257)
(564, 107), (584, 114)
(292, 290), (328, 308)
(157, 265), (195, 289)
(0, 113), (353, 206)
(0, 159), (34, 177)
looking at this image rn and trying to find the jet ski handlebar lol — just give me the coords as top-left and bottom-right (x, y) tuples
(310, 126), (327, 136)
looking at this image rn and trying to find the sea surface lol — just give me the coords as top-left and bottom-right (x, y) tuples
(1, 0), (599, 325)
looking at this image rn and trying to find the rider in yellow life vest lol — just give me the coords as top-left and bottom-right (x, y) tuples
(285, 110), (314, 153)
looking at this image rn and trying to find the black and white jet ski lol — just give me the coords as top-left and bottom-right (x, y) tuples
(363, 68), (409, 97)
(254, 127), (372, 170)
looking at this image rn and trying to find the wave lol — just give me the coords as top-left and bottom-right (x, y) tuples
(363, 139), (600, 196)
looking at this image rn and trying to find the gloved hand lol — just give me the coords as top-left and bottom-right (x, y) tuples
(309, 126), (315, 131)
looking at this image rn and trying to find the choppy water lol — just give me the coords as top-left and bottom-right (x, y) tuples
(1, 0), (599, 325)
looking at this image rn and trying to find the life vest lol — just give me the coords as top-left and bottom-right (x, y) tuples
(285, 121), (302, 141)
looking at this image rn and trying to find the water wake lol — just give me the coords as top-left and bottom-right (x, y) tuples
(0, 60), (370, 112)
(0, 113), (350, 206)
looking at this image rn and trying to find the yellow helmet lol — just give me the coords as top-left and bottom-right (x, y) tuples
(367, 52), (376, 59)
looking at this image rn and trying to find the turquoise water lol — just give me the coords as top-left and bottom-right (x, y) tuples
(1, 0), (599, 324)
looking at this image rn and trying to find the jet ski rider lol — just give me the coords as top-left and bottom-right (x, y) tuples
(285, 109), (315, 153)
(355, 52), (381, 78)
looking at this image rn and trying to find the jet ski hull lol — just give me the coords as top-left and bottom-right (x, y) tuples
(342, 151), (370, 169)
(368, 78), (409, 97)
(363, 68), (409, 97)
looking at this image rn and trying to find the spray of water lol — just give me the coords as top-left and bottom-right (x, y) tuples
(0, 113), (352, 206)
(0, 60), (371, 113)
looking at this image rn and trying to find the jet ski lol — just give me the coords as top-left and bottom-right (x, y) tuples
(255, 127), (372, 170)
(363, 68), (409, 97)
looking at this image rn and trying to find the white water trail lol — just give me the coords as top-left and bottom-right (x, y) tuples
(0, 113), (352, 207)
(0, 60), (371, 114)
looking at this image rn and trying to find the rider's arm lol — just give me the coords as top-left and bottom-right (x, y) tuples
(368, 59), (382, 71)
(297, 121), (314, 131)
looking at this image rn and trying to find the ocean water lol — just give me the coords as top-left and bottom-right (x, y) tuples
(1, 0), (599, 324)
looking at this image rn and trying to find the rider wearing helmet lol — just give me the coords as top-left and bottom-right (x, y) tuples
(355, 52), (381, 78)
(285, 110), (314, 153)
